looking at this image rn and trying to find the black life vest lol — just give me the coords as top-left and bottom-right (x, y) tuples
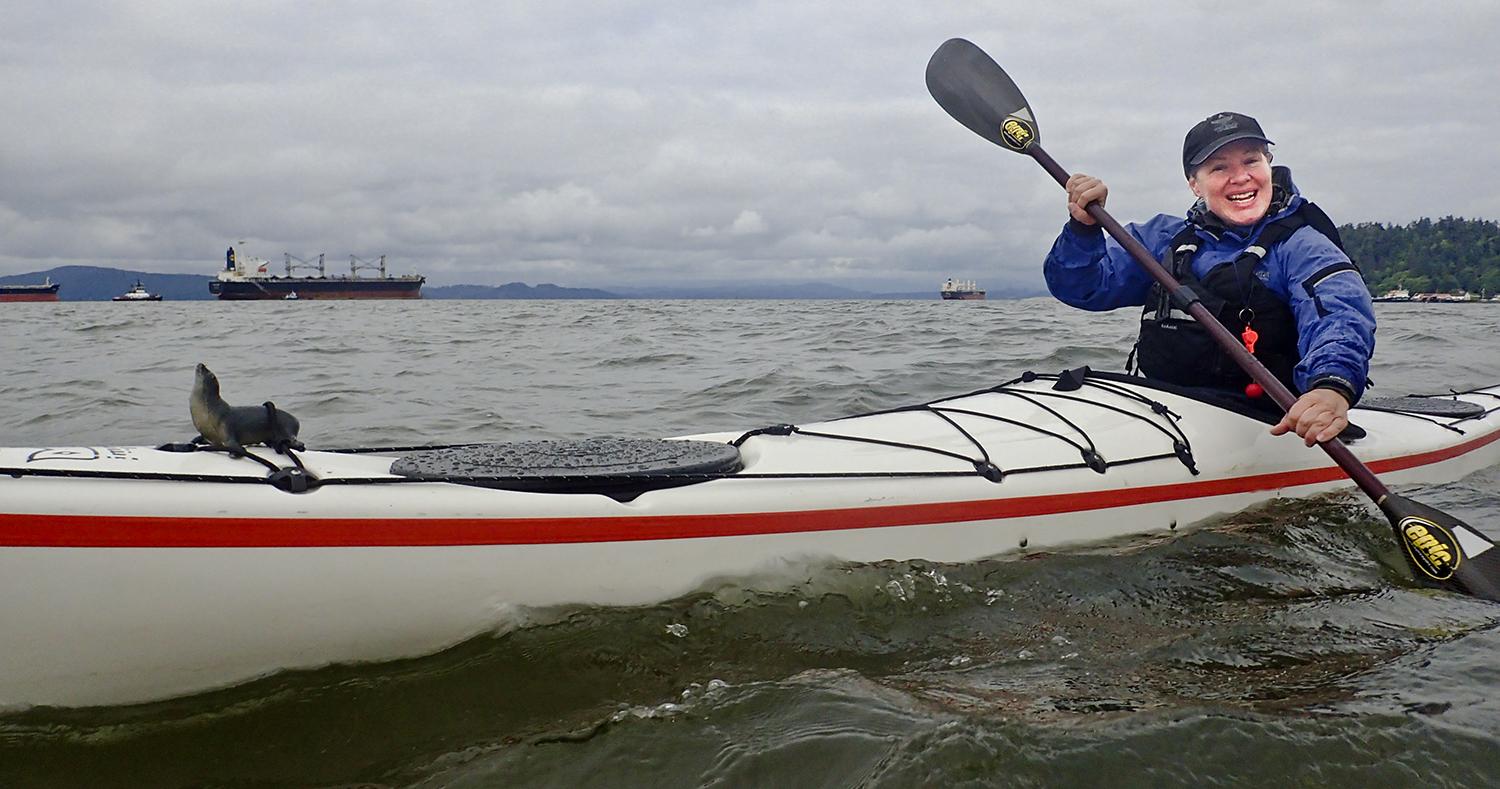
(1132, 199), (1353, 394)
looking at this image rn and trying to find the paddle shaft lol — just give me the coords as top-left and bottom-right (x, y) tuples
(1026, 144), (1392, 503)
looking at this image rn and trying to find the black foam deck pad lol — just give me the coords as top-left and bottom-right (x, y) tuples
(391, 438), (742, 482)
(1358, 396), (1485, 418)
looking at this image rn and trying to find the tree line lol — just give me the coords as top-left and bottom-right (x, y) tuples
(1338, 216), (1500, 297)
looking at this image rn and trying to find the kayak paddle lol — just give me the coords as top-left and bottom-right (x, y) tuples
(924, 37), (1500, 602)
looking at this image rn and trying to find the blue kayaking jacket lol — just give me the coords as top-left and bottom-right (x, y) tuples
(1044, 168), (1375, 402)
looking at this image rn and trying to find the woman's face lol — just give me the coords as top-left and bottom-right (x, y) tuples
(1188, 140), (1273, 226)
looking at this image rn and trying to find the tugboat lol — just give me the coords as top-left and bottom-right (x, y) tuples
(112, 280), (163, 302)
(940, 277), (986, 300)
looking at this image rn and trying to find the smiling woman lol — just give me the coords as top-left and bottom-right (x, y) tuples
(1043, 111), (1377, 448)
(1186, 130), (1274, 226)
(926, 37), (1500, 603)
(1189, 139), (1272, 224)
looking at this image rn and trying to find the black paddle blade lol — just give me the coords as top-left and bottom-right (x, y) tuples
(925, 38), (1040, 153)
(1379, 493), (1500, 601)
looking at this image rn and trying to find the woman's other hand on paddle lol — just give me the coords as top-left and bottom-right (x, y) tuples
(1065, 174), (1108, 225)
(1271, 388), (1350, 446)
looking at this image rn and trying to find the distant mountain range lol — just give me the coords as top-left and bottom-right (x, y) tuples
(0, 266), (1044, 301)
(1, 266), (216, 302)
(426, 282), (623, 300)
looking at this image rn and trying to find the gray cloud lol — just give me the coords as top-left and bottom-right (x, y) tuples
(3, 1), (1498, 289)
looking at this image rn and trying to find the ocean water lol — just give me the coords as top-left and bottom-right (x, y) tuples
(1, 298), (1498, 788)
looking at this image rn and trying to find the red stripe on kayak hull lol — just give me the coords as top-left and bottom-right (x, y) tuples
(3, 428), (1497, 547)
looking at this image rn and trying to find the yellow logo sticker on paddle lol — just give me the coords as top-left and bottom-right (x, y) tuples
(1401, 516), (1461, 580)
(1000, 116), (1036, 151)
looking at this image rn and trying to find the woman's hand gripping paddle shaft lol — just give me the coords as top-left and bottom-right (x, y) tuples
(925, 37), (1500, 601)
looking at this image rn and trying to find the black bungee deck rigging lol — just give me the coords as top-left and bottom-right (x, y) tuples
(731, 368), (1200, 481)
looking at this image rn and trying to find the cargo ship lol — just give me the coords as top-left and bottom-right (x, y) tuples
(940, 277), (986, 300)
(0, 278), (61, 302)
(209, 245), (424, 300)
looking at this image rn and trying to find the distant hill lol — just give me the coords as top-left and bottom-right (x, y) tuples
(608, 280), (1044, 299)
(0, 265), (1039, 301)
(425, 282), (622, 299)
(608, 282), (936, 300)
(0, 266), (217, 301)
(1342, 216), (1500, 296)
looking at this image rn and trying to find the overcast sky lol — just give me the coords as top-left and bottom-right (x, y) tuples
(3, 1), (1498, 290)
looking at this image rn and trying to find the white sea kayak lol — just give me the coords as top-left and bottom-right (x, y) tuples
(3, 369), (1498, 709)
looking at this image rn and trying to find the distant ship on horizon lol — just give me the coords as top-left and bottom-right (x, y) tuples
(113, 280), (163, 302)
(0, 277), (61, 303)
(209, 245), (425, 300)
(940, 277), (986, 301)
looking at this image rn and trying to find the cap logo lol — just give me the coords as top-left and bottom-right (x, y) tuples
(1210, 114), (1240, 133)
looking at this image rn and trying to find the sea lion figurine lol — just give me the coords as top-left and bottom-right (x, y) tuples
(190, 363), (304, 456)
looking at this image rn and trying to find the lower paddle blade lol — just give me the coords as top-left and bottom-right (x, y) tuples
(1379, 493), (1500, 601)
(925, 38), (1040, 153)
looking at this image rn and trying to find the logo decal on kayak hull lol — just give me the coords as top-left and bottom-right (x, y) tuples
(1401, 516), (1460, 580)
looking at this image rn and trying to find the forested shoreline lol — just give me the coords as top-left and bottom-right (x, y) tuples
(1340, 216), (1500, 297)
